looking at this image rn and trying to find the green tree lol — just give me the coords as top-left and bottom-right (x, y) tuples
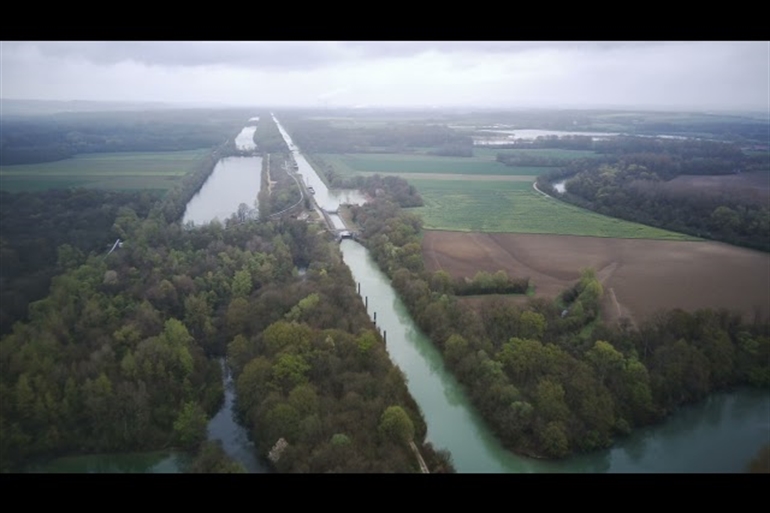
(173, 401), (208, 450)
(519, 311), (546, 340)
(231, 269), (253, 298)
(378, 405), (415, 446)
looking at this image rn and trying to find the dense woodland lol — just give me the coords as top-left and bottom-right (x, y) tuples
(527, 136), (770, 251)
(0, 189), (159, 336)
(0, 139), (242, 338)
(350, 197), (770, 459)
(0, 138), (453, 472)
(0, 109), (253, 165)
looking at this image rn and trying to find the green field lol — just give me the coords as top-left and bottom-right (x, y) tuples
(313, 150), (695, 239)
(0, 150), (209, 192)
(411, 179), (696, 239)
(320, 153), (556, 177)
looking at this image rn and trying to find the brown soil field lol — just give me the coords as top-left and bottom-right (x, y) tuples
(423, 231), (770, 326)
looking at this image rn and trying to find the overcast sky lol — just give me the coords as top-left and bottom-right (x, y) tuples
(1, 41), (768, 111)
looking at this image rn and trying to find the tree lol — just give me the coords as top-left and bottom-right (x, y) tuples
(539, 421), (570, 458)
(190, 440), (246, 473)
(519, 311), (546, 341)
(378, 405), (415, 446)
(173, 401), (208, 450)
(231, 269), (253, 298)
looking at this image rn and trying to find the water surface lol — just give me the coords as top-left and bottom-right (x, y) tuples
(182, 156), (262, 226)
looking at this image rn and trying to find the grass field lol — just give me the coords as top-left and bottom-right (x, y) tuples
(412, 180), (696, 239)
(0, 150), (209, 192)
(312, 151), (694, 239)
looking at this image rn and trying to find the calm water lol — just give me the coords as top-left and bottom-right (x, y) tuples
(272, 113), (366, 212)
(206, 359), (268, 473)
(235, 126), (257, 151)
(182, 156), (262, 226)
(475, 129), (690, 146)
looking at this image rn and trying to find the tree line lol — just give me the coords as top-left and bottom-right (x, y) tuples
(0, 109), (254, 165)
(537, 156), (770, 251)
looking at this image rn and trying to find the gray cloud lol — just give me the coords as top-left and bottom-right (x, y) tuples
(1, 41), (767, 111)
(3, 41), (361, 70)
(3, 41), (665, 71)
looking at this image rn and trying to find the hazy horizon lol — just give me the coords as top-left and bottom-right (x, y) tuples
(2, 41), (768, 112)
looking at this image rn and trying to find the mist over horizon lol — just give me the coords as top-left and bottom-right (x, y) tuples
(2, 41), (768, 113)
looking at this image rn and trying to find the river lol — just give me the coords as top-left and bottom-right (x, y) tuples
(275, 113), (770, 473)
(206, 359), (269, 473)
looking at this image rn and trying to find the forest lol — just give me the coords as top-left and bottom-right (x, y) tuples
(0, 109), (254, 165)
(0, 153), (453, 472)
(530, 136), (770, 251)
(350, 195), (770, 459)
(277, 115), (474, 155)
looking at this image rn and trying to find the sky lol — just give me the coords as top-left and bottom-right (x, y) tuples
(1, 41), (768, 112)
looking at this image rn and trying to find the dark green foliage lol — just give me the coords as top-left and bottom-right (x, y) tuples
(0, 109), (252, 165)
(253, 113), (290, 155)
(189, 440), (246, 473)
(453, 270), (529, 296)
(0, 188), (158, 336)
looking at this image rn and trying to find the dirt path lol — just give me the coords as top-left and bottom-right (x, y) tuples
(409, 441), (429, 474)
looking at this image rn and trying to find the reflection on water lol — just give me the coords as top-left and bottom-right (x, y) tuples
(235, 126), (257, 151)
(182, 156), (262, 226)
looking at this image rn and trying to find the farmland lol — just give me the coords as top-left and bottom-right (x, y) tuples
(411, 179), (695, 238)
(311, 150), (693, 238)
(422, 230), (770, 325)
(0, 149), (209, 192)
